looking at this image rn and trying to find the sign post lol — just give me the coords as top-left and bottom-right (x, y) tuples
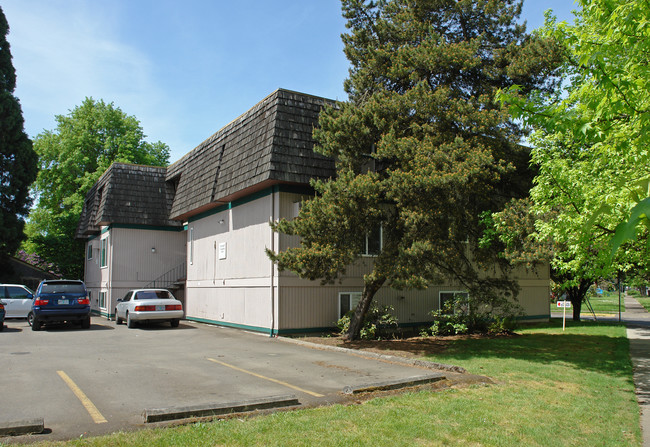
(557, 300), (572, 331)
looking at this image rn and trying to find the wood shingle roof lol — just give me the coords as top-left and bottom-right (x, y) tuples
(76, 89), (337, 237)
(166, 89), (336, 220)
(76, 163), (180, 238)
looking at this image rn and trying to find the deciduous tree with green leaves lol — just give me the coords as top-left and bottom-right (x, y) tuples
(24, 98), (170, 278)
(0, 6), (38, 280)
(268, 0), (562, 340)
(498, 0), (650, 317)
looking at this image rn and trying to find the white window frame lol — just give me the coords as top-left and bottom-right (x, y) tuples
(189, 227), (194, 265)
(439, 291), (469, 315)
(87, 243), (93, 260)
(99, 291), (107, 309)
(339, 292), (362, 319)
(100, 237), (108, 268)
(361, 225), (382, 256)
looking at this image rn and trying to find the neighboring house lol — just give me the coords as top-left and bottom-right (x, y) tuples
(6, 256), (60, 291)
(77, 88), (550, 333)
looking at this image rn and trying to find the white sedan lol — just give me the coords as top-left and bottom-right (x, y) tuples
(115, 289), (183, 328)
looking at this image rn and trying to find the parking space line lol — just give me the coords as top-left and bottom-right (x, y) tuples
(206, 358), (324, 398)
(57, 371), (108, 424)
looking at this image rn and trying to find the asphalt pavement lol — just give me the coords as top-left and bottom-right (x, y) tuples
(0, 318), (472, 444)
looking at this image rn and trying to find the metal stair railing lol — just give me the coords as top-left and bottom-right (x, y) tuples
(144, 261), (186, 289)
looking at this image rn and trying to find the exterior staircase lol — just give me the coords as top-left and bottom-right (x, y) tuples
(145, 261), (186, 292)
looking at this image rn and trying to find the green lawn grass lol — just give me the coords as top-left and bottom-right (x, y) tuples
(636, 297), (650, 312)
(552, 291), (625, 314)
(25, 321), (640, 447)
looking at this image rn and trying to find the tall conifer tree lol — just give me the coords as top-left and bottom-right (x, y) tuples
(0, 6), (38, 278)
(270, 0), (563, 339)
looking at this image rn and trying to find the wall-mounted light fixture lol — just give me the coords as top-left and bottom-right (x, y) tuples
(218, 219), (225, 225)
(151, 247), (156, 253)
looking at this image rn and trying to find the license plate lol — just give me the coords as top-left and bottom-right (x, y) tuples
(59, 299), (69, 305)
(156, 305), (165, 311)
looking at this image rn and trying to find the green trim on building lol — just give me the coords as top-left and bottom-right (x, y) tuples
(186, 317), (273, 334)
(275, 326), (337, 336)
(109, 223), (184, 232)
(188, 184), (316, 223)
(187, 203), (230, 223)
(91, 309), (114, 319)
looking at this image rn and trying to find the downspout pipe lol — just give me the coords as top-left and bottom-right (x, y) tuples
(270, 185), (277, 337)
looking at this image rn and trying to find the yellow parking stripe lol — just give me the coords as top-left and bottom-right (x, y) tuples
(207, 358), (324, 398)
(57, 371), (108, 424)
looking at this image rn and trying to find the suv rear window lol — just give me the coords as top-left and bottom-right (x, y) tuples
(41, 282), (86, 294)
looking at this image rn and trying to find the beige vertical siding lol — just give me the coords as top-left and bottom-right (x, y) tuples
(185, 192), (276, 331)
(182, 189), (550, 334)
(84, 226), (185, 318)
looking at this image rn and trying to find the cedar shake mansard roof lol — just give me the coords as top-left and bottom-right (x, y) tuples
(76, 89), (337, 238)
(166, 89), (336, 221)
(76, 163), (179, 237)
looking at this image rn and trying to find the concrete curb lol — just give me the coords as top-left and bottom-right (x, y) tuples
(279, 336), (467, 374)
(142, 394), (300, 423)
(0, 418), (44, 436)
(343, 373), (446, 394)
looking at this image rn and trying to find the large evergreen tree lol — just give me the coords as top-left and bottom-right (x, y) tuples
(269, 0), (562, 340)
(0, 6), (38, 279)
(24, 98), (170, 279)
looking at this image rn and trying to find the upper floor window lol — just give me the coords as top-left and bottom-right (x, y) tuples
(189, 227), (194, 265)
(100, 237), (108, 268)
(361, 225), (382, 256)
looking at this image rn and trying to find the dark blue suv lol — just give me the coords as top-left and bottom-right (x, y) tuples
(31, 280), (91, 331)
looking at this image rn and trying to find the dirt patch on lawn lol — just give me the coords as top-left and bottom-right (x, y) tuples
(287, 333), (498, 391)
(296, 333), (492, 359)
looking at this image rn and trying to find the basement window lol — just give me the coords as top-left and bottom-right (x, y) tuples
(439, 291), (469, 315)
(339, 292), (362, 319)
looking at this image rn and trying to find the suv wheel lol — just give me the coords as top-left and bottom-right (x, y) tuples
(31, 318), (41, 331)
(81, 316), (91, 329)
(27, 312), (33, 327)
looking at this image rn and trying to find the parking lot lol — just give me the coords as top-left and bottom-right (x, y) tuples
(1, 317), (443, 443)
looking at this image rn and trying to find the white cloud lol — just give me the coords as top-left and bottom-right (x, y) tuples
(3, 1), (167, 146)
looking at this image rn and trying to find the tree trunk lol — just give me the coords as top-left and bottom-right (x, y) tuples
(346, 277), (386, 341)
(565, 279), (592, 321)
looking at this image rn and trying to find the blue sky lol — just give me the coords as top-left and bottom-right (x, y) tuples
(2, 1), (579, 164)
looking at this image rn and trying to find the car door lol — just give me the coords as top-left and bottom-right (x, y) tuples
(116, 291), (133, 319)
(4, 286), (33, 318)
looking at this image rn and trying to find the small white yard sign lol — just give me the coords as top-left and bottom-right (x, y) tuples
(557, 300), (571, 331)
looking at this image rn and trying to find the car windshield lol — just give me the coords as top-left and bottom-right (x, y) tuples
(41, 282), (85, 294)
(135, 290), (171, 300)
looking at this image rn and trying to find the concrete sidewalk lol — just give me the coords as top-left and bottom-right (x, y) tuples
(553, 295), (650, 445)
(622, 296), (650, 447)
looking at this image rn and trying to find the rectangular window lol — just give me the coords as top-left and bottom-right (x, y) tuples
(339, 292), (362, 319)
(361, 225), (382, 256)
(87, 244), (93, 260)
(99, 291), (106, 309)
(100, 237), (108, 268)
(439, 291), (469, 315)
(189, 227), (194, 265)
